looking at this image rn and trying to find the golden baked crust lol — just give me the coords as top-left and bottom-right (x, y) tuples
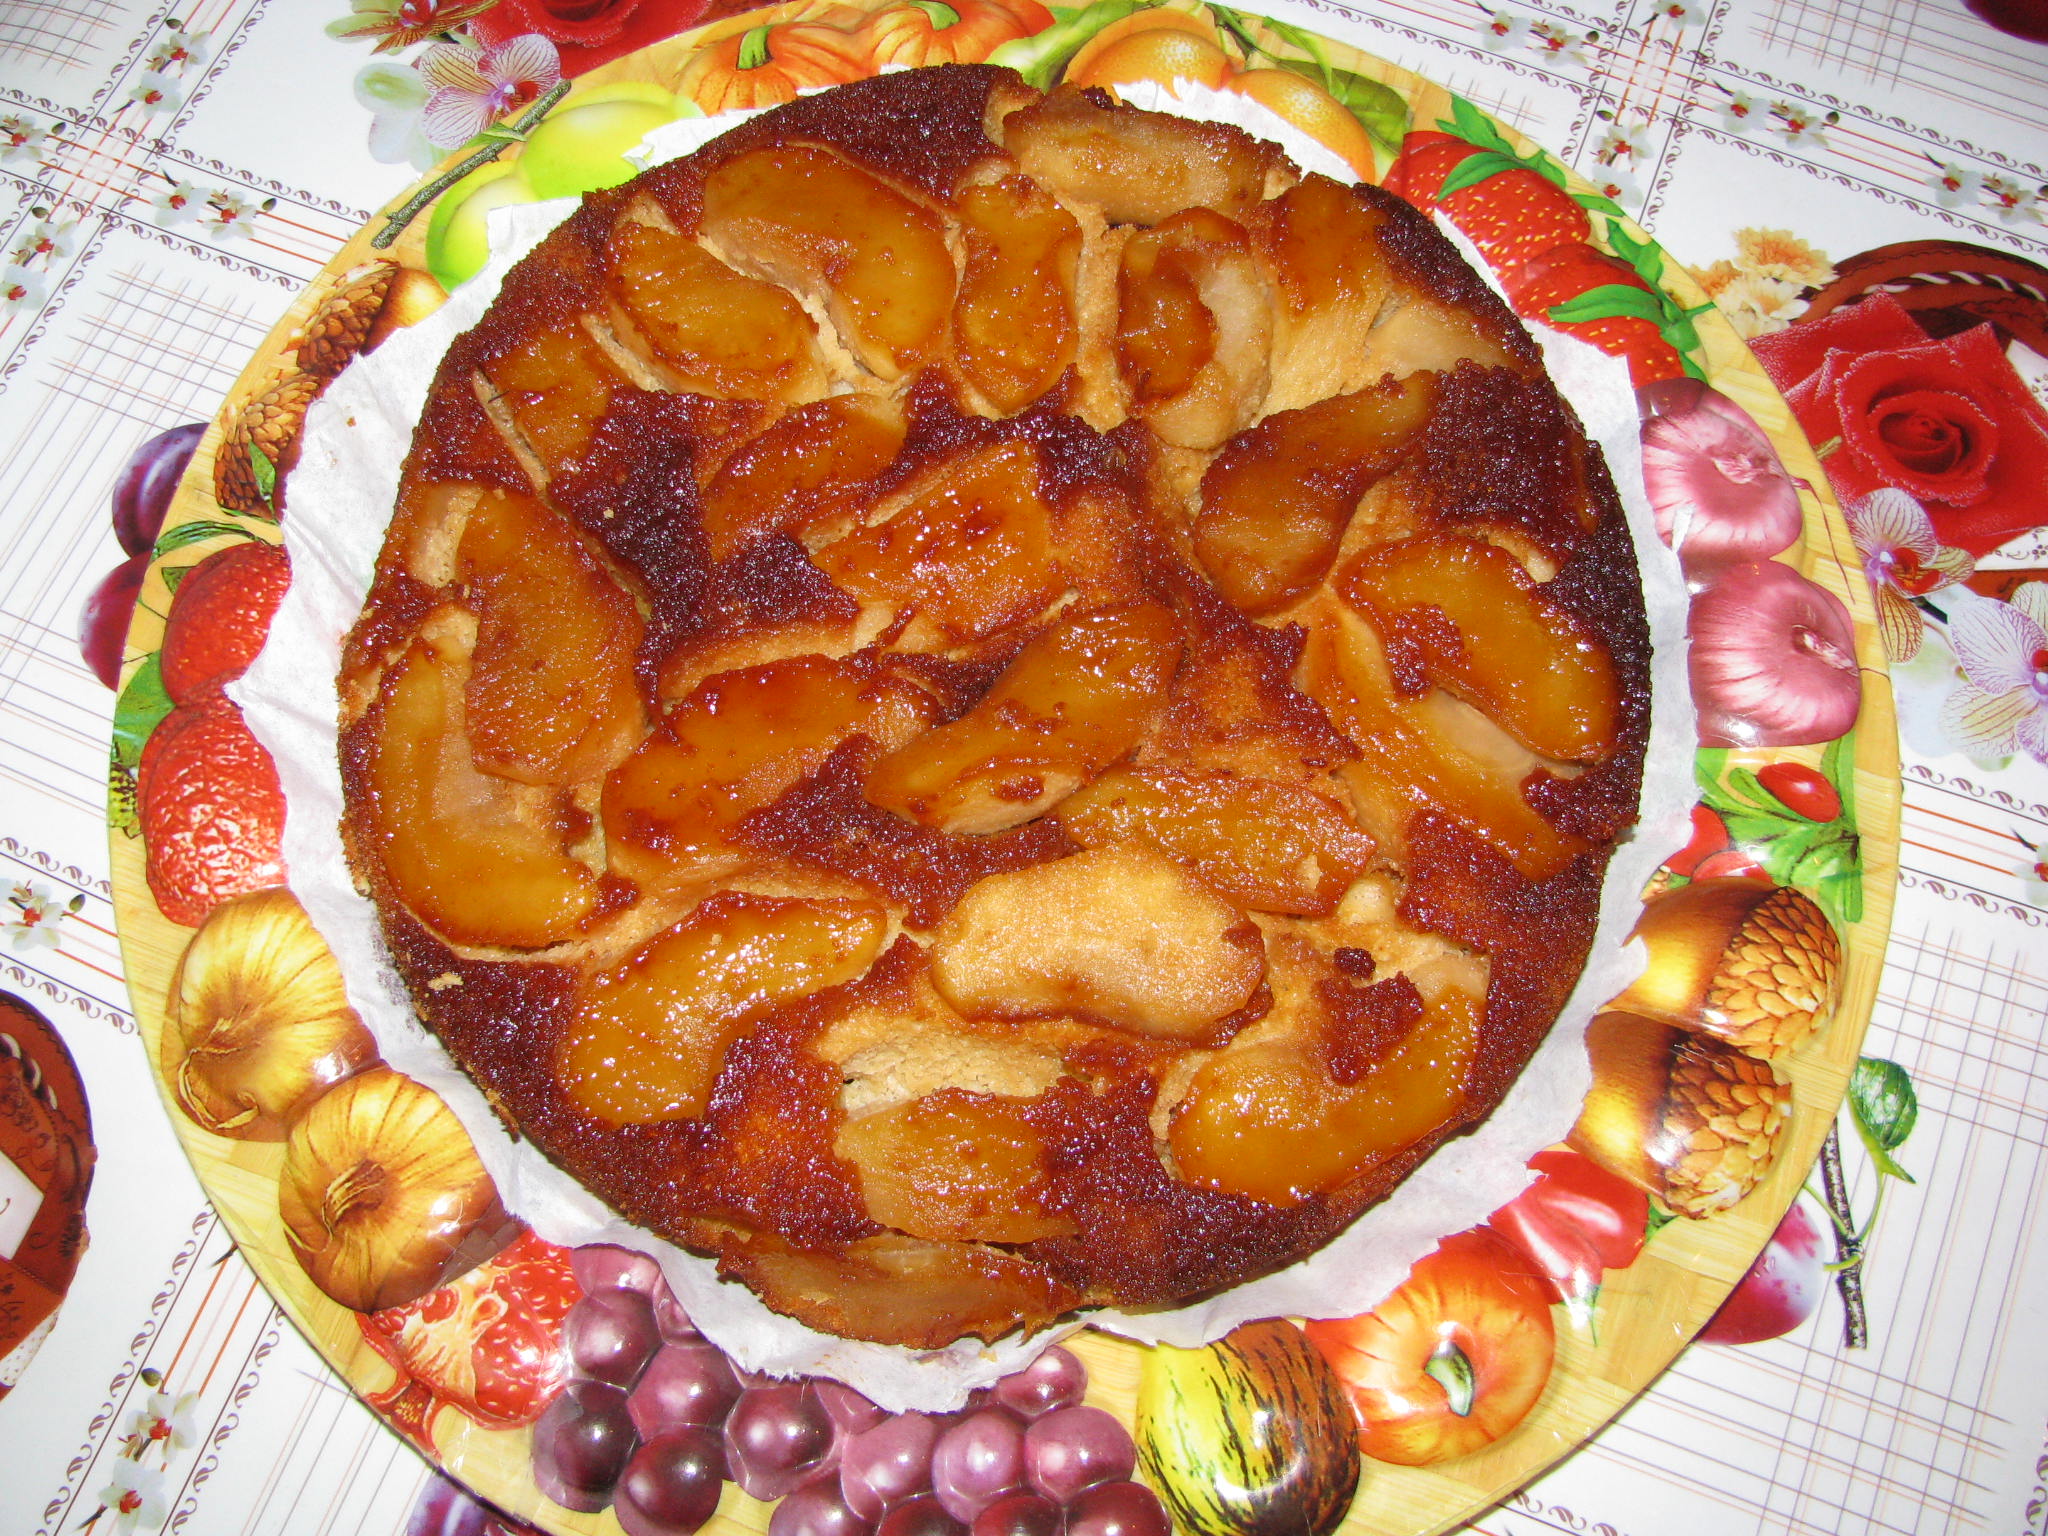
(338, 66), (1651, 1348)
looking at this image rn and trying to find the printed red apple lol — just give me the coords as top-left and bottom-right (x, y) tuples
(1697, 1199), (1827, 1344)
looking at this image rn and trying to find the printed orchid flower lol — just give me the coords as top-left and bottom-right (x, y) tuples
(0, 112), (47, 166)
(1846, 488), (1974, 661)
(327, 0), (503, 55)
(1529, 19), (1593, 63)
(127, 71), (183, 118)
(1717, 89), (1760, 134)
(1772, 101), (1828, 150)
(418, 33), (561, 149)
(99, 1459), (169, 1533)
(124, 1389), (202, 1455)
(0, 267), (46, 311)
(1586, 165), (1643, 209)
(1940, 582), (2048, 766)
(1981, 173), (2029, 224)
(1648, 0), (1704, 25)
(1477, 10), (1530, 50)
(145, 27), (209, 72)
(1932, 162), (1981, 209)
(202, 190), (260, 241)
(6, 881), (63, 948)
(355, 59), (437, 169)
(1596, 122), (1645, 163)
(2014, 830), (2048, 908)
(151, 180), (204, 225)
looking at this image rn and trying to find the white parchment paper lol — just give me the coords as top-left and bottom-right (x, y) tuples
(234, 87), (1696, 1410)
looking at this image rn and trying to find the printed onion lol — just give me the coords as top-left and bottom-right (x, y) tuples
(1688, 561), (1861, 747)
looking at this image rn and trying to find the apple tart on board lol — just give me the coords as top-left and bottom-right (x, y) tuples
(333, 64), (1651, 1350)
(106, 9), (1895, 1535)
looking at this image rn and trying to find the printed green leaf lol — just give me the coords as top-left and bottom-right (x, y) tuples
(1304, 65), (1408, 151)
(1546, 283), (1673, 325)
(108, 761), (139, 839)
(990, 0), (1149, 87)
(152, 520), (251, 559)
(1817, 864), (1863, 925)
(1850, 1058), (1917, 1153)
(1434, 150), (1524, 198)
(248, 439), (277, 505)
(1441, 94), (1515, 155)
(112, 652), (173, 774)
(161, 564), (189, 597)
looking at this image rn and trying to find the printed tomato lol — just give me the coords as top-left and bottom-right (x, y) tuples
(1755, 761), (1843, 823)
(1665, 803), (1732, 879)
(1304, 1227), (1555, 1466)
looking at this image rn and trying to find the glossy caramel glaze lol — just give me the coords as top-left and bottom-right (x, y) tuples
(338, 65), (1650, 1348)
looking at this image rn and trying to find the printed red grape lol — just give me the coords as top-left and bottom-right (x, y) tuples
(991, 1348), (1086, 1421)
(1063, 1482), (1168, 1536)
(614, 1427), (728, 1536)
(770, 1471), (877, 1536)
(566, 1287), (661, 1387)
(573, 1242), (663, 1297)
(79, 551), (150, 689)
(874, 1493), (966, 1536)
(815, 1379), (890, 1436)
(1022, 1408), (1135, 1504)
(531, 1380), (639, 1513)
(725, 1382), (837, 1500)
(840, 1412), (941, 1521)
(629, 1339), (743, 1437)
(970, 1492), (1063, 1536)
(112, 422), (205, 556)
(931, 1410), (1025, 1523)
(653, 1283), (698, 1342)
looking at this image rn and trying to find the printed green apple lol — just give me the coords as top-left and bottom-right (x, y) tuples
(515, 82), (689, 202)
(424, 158), (537, 291)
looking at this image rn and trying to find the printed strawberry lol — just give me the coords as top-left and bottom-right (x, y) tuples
(1503, 241), (1688, 385)
(137, 689), (287, 927)
(1383, 128), (1590, 274)
(160, 539), (291, 705)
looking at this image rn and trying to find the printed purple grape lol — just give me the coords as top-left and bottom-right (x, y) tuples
(629, 1338), (744, 1437)
(969, 1492), (1063, 1536)
(1022, 1408), (1135, 1505)
(991, 1348), (1086, 1422)
(874, 1493), (967, 1536)
(771, 1472), (879, 1536)
(614, 1427), (728, 1536)
(653, 1283), (698, 1342)
(931, 1411), (1025, 1523)
(1062, 1483), (1168, 1536)
(78, 551), (150, 690)
(840, 1412), (941, 1521)
(572, 1242), (664, 1298)
(566, 1287), (662, 1387)
(724, 1382), (837, 1501)
(530, 1380), (638, 1514)
(111, 422), (205, 556)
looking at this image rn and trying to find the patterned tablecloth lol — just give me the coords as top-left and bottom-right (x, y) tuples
(2, 1), (2045, 1533)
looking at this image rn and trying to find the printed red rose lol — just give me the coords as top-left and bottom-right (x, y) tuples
(471, 0), (706, 77)
(1752, 291), (2048, 558)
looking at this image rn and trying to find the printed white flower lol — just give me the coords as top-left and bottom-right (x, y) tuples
(1772, 101), (1828, 150)
(1596, 121), (1647, 163)
(1940, 582), (2048, 766)
(1932, 162), (1981, 208)
(125, 1388), (202, 1454)
(2013, 832), (2048, 908)
(126, 71), (183, 118)
(0, 267), (47, 311)
(99, 1460), (169, 1533)
(10, 219), (73, 266)
(5, 881), (63, 948)
(354, 59), (437, 171)
(1585, 165), (1643, 209)
(1647, 0), (1705, 25)
(1529, 19), (1593, 64)
(1982, 173), (2029, 223)
(150, 180), (204, 225)
(1477, 9), (1530, 49)
(1845, 488), (1973, 662)
(1717, 89), (1760, 134)
(1710, 270), (1806, 339)
(418, 33), (561, 149)
(202, 190), (259, 241)
(145, 27), (209, 72)
(0, 112), (47, 166)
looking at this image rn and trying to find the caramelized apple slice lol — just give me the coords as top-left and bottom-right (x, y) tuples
(931, 843), (1264, 1039)
(1192, 370), (1437, 615)
(954, 176), (1080, 415)
(700, 394), (907, 561)
(604, 653), (939, 886)
(355, 632), (600, 949)
(813, 440), (1067, 644)
(1168, 982), (1481, 1204)
(1299, 609), (1592, 880)
(558, 893), (887, 1125)
(1058, 766), (1374, 916)
(698, 144), (955, 380)
(838, 1089), (1074, 1242)
(602, 216), (827, 402)
(1337, 534), (1619, 762)
(865, 601), (1183, 833)
(1255, 176), (1395, 411)
(1002, 87), (1289, 226)
(480, 315), (631, 478)
(1116, 209), (1271, 451)
(459, 486), (647, 786)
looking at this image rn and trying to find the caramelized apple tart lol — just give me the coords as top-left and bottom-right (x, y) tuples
(338, 65), (1651, 1349)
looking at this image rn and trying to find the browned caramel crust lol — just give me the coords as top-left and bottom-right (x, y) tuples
(340, 66), (1652, 1346)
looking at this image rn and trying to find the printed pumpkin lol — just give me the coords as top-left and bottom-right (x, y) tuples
(864, 0), (1052, 66)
